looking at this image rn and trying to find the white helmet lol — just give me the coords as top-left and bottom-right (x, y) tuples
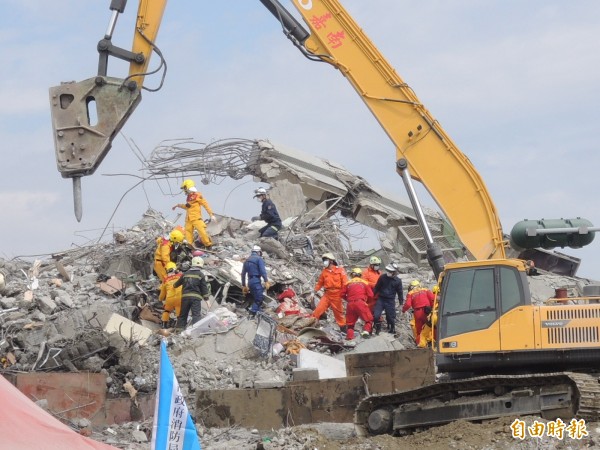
(385, 264), (397, 272)
(252, 245), (262, 253)
(253, 187), (267, 197)
(191, 256), (204, 267)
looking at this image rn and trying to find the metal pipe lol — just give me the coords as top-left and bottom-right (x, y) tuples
(397, 158), (445, 278)
(397, 159), (434, 244)
(104, 10), (120, 39)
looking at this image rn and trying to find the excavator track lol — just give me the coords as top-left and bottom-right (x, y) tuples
(355, 372), (600, 436)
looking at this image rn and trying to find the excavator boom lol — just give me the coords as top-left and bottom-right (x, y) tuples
(278, 0), (505, 260)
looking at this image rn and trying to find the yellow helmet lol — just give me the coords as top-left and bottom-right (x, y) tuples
(169, 229), (184, 243)
(165, 262), (177, 272)
(432, 285), (440, 294)
(180, 179), (195, 190)
(410, 280), (421, 287)
(369, 256), (382, 265)
(350, 268), (362, 277)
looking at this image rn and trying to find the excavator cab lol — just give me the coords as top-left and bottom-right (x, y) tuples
(436, 259), (600, 375)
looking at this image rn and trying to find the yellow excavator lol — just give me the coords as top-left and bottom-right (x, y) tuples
(48, 0), (600, 435)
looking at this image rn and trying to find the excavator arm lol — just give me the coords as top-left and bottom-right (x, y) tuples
(49, 0), (506, 262)
(271, 0), (506, 261)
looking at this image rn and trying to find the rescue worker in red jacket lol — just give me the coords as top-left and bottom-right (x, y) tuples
(340, 268), (374, 340)
(312, 252), (348, 332)
(159, 262), (183, 328)
(402, 280), (435, 345)
(153, 228), (184, 282)
(172, 179), (216, 248)
(362, 255), (382, 313)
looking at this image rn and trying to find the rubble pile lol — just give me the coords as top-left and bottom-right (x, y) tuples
(1, 142), (599, 449)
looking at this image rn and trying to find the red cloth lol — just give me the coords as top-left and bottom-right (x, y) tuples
(277, 287), (296, 301)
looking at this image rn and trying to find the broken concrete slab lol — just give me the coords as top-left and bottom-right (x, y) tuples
(296, 349), (346, 380)
(347, 334), (405, 354)
(35, 295), (58, 315)
(97, 277), (124, 295)
(104, 313), (152, 346)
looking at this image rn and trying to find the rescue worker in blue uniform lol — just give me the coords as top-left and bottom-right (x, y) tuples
(252, 187), (282, 238)
(241, 245), (271, 317)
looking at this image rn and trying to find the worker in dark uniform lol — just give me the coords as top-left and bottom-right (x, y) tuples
(173, 256), (210, 329)
(373, 264), (404, 335)
(252, 187), (282, 238)
(241, 245), (271, 317)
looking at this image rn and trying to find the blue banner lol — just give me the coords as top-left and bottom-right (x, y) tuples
(151, 340), (201, 450)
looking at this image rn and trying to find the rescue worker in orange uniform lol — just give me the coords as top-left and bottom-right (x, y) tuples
(312, 253), (348, 332)
(153, 228), (185, 282)
(402, 280), (435, 345)
(340, 268), (374, 340)
(159, 262), (183, 328)
(172, 179), (216, 248)
(362, 255), (382, 313)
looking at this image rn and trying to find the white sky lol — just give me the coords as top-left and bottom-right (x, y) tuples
(1, 1), (599, 278)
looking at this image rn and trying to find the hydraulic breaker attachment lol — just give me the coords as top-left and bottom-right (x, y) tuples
(49, 76), (141, 221)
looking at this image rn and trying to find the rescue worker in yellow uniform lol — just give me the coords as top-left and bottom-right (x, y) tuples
(159, 262), (183, 328)
(172, 179), (216, 248)
(153, 229), (184, 282)
(403, 280), (434, 345)
(418, 285), (440, 348)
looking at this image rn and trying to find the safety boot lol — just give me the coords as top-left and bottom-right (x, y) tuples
(374, 322), (381, 335)
(339, 325), (347, 333)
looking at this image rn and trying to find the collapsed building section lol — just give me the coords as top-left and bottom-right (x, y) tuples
(147, 138), (466, 267)
(147, 138), (584, 275)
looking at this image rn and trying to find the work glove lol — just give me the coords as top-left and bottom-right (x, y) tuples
(210, 215), (217, 222)
(251, 216), (260, 221)
(264, 281), (271, 290)
(202, 295), (210, 301)
(242, 286), (250, 295)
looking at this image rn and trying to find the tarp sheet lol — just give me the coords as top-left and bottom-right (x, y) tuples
(0, 375), (118, 450)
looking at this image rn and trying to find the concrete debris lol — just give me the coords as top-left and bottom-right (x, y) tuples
(297, 349), (346, 379)
(104, 313), (153, 346)
(0, 144), (598, 448)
